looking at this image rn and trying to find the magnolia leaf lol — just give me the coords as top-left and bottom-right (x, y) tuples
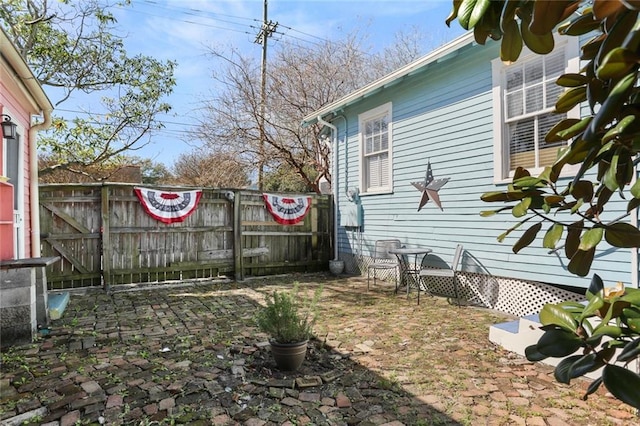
(513, 175), (546, 188)
(512, 197), (532, 217)
(570, 198), (584, 214)
(627, 317), (640, 333)
(580, 293), (605, 319)
(537, 167), (556, 185)
(571, 180), (594, 202)
(581, 34), (605, 61)
(556, 73), (589, 88)
(497, 220), (524, 243)
(525, 344), (548, 362)
(568, 247), (595, 277)
(596, 9), (639, 68)
(596, 186), (614, 215)
(602, 115), (636, 144)
(578, 227), (603, 251)
(559, 11), (601, 36)
(473, 25), (492, 45)
(536, 328), (582, 357)
(630, 178), (640, 199)
(617, 338), (640, 363)
(521, 15), (554, 54)
(605, 222), (640, 248)
(603, 149), (621, 192)
(500, 0), (519, 31)
(602, 365), (640, 410)
(543, 224), (563, 249)
(481, 191), (514, 202)
(587, 274), (604, 300)
(598, 47), (640, 80)
(593, 0), (627, 19)
(539, 304), (578, 331)
(445, 0), (463, 26)
(569, 353), (603, 381)
(554, 354), (584, 384)
(552, 139), (591, 174)
(620, 288), (640, 305)
(555, 87), (587, 113)
(555, 117), (592, 141)
(513, 222), (541, 253)
(587, 77), (607, 110)
(596, 347), (617, 364)
(583, 377), (603, 400)
(585, 72), (637, 143)
(513, 166), (531, 180)
(622, 307), (640, 319)
(544, 195), (565, 205)
(530, 1), (574, 35)
(458, 0), (491, 30)
(501, 19), (522, 63)
(565, 221), (583, 259)
(591, 324), (623, 339)
(628, 198), (640, 213)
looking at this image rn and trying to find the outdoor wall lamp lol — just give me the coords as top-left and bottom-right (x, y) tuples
(1, 114), (17, 140)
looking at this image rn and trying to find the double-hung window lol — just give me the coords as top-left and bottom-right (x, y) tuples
(359, 102), (392, 194)
(492, 38), (580, 181)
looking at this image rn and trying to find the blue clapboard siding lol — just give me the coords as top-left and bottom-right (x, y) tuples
(334, 38), (632, 290)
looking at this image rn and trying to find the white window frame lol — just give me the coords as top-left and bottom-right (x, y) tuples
(492, 37), (581, 183)
(359, 102), (393, 195)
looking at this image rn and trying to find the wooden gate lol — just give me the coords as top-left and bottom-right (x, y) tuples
(39, 184), (332, 289)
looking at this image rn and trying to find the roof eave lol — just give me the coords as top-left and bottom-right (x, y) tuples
(301, 31), (475, 127)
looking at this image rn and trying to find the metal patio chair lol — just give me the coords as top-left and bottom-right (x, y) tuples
(367, 239), (402, 291)
(418, 244), (463, 305)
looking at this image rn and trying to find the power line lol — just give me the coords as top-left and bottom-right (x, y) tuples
(53, 108), (200, 129)
(116, 0), (335, 49)
(137, 0), (257, 24)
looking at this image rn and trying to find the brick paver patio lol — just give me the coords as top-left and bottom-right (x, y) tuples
(0, 273), (638, 425)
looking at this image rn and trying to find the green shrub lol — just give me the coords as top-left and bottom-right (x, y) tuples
(255, 283), (322, 344)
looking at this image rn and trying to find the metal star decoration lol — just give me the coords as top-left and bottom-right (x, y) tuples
(410, 161), (450, 211)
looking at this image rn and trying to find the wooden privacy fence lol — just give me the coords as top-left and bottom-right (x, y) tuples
(39, 184), (333, 289)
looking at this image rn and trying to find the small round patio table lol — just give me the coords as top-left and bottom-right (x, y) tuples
(388, 247), (432, 298)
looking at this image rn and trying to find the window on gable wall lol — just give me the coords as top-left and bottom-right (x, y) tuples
(359, 102), (392, 194)
(492, 37), (580, 182)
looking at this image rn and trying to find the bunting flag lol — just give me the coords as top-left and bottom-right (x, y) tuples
(262, 193), (312, 225)
(134, 187), (202, 224)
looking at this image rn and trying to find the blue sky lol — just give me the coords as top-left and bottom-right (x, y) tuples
(101, 0), (466, 168)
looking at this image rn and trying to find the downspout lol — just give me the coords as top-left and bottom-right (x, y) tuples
(29, 109), (52, 256)
(317, 115), (339, 261)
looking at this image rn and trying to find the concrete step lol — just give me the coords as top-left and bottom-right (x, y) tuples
(489, 313), (603, 379)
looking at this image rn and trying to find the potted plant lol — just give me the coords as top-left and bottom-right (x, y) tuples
(255, 283), (322, 371)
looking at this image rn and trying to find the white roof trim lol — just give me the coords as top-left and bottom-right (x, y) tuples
(0, 27), (54, 113)
(302, 31), (475, 126)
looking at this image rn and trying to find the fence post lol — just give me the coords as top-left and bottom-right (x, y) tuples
(233, 191), (244, 281)
(101, 184), (111, 291)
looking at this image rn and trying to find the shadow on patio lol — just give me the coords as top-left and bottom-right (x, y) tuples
(0, 273), (636, 425)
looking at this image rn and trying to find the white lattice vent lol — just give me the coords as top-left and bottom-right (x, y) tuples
(340, 253), (584, 318)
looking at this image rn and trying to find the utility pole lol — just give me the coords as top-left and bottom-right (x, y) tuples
(254, 0), (278, 190)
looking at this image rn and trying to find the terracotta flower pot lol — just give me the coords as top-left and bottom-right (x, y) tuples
(269, 340), (308, 371)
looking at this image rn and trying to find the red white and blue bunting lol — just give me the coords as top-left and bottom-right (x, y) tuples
(134, 187), (202, 224)
(262, 193), (312, 225)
